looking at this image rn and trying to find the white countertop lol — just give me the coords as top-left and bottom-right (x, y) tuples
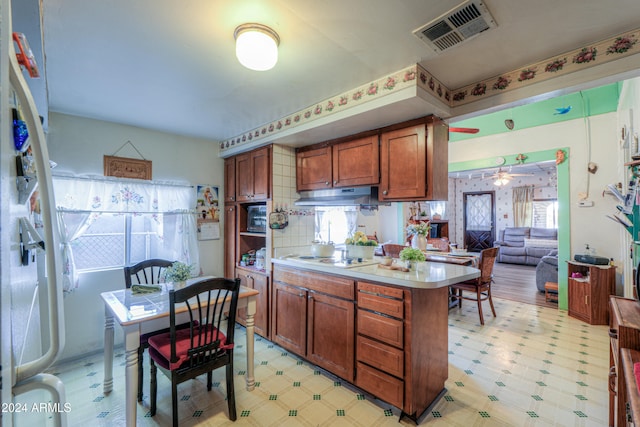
(272, 256), (480, 290)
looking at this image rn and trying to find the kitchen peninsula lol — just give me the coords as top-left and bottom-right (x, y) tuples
(270, 255), (479, 422)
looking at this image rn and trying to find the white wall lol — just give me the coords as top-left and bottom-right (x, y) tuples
(47, 112), (223, 361)
(449, 112), (624, 268)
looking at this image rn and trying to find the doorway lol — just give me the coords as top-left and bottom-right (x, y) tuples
(463, 191), (495, 252)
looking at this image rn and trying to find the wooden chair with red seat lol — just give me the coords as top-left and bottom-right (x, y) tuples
(427, 237), (450, 252)
(449, 247), (498, 325)
(382, 243), (406, 258)
(148, 277), (241, 426)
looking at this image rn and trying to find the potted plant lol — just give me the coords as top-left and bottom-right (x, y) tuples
(162, 261), (194, 288)
(399, 247), (426, 269)
(406, 222), (431, 250)
(344, 231), (377, 259)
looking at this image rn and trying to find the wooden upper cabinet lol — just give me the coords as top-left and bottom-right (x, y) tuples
(236, 146), (271, 202)
(379, 116), (448, 201)
(224, 157), (236, 203)
(296, 146), (332, 191)
(332, 135), (379, 187)
(296, 135), (379, 191)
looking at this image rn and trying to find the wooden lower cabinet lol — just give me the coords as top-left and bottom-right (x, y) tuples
(272, 267), (355, 381)
(610, 297), (640, 426)
(568, 261), (615, 325)
(235, 267), (269, 338)
(271, 265), (449, 421)
(355, 280), (449, 420)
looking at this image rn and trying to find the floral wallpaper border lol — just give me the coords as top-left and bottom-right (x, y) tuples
(220, 27), (639, 154)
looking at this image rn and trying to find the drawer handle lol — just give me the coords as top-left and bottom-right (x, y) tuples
(609, 328), (618, 339)
(609, 366), (617, 394)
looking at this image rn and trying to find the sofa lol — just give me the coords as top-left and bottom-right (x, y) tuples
(535, 251), (559, 292)
(494, 227), (558, 266)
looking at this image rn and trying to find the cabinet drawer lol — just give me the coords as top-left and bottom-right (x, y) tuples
(356, 361), (403, 409)
(358, 282), (404, 300)
(358, 292), (403, 319)
(274, 266), (354, 300)
(357, 309), (403, 348)
(357, 335), (403, 378)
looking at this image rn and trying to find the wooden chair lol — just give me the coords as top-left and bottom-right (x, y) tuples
(148, 277), (241, 426)
(449, 247), (498, 325)
(124, 258), (175, 401)
(427, 237), (450, 252)
(382, 243), (406, 258)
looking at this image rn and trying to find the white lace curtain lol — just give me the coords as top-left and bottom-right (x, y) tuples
(53, 176), (198, 292)
(512, 186), (534, 227)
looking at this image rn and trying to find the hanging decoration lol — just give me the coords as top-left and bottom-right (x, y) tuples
(515, 153), (527, 164)
(555, 149), (566, 165)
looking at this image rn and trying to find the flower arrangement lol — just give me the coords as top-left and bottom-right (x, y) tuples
(406, 222), (431, 237)
(162, 261), (194, 283)
(344, 231), (377, 246)
(399, 247), (426, 262)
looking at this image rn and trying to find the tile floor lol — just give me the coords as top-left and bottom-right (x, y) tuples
(44, 297), (609, 426)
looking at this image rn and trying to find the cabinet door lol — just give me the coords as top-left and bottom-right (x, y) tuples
(235, 152), (253, 202)
(296, 146), (332, 191)
(223, 205), (236, 278)
(252, 273), (269, 338)
(568, 278), (590, 321)
(251, 146), (270, 201)
(224, 157), (236, 203)
(379, 124), (426, 200)
(306, 291), (355, 381)
(272, 282), (307, 355)
(332, 135), (379, 187)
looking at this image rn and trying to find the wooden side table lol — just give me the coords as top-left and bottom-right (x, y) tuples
(544, 281), (558, 302)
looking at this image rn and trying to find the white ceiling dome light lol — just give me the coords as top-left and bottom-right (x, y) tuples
(234, 23), (280, 71)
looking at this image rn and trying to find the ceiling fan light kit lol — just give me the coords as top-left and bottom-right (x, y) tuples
(234, 23), (280, 71)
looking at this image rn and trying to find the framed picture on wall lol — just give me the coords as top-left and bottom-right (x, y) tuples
(196, 185), (220, 240)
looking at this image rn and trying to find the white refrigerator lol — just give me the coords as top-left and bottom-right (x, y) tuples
(1, 1), (66, 426)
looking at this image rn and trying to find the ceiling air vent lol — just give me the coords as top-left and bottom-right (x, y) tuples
(413, 1), (497, 53)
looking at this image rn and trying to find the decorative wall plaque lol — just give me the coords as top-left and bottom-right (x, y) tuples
(104, 155), (152, 180)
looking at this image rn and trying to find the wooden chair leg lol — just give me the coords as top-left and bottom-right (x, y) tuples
(457, 289), (462, 308)
(488, 289), (497, 318)
(138, 346), (144, 402)
(150, 360), (157, 416)
(226, 359), (237, 421)
(207, 371), (212, 391)
(476, 287), (484, 325)
(172, 381), (178, 427)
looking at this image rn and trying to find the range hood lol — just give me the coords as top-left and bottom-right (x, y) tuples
(294, 186), (382, 206)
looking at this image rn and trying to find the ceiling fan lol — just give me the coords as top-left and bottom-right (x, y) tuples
(484, 167), (533, 185)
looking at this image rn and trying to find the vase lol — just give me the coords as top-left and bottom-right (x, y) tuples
(173, 280), (187, 290)
(411, 234), (427, 251)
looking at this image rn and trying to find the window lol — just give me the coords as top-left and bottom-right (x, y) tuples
(314, 207), (357, 244)
(53, 176), (198, 291)
(532, 199), (558, 228)
(68, 212), (184, 271)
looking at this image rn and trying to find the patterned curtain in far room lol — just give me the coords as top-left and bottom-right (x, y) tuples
(512, 186), (534, 227)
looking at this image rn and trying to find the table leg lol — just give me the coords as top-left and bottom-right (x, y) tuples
(123, 325), (140, 427)
(103, 307), (114, 394)
(244, 295), (256, 391)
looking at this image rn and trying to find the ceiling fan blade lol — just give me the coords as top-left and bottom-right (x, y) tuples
(449, 127), (480, 134)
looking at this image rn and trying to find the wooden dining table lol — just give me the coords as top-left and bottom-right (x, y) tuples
(101, 278), (259, 427)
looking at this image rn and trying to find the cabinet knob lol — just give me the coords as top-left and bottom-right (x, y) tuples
(298, 293), (304, 298)
(333, 180), (337, 185)
(382, 190), (388, 195)
(308, 294), (313, 300)
(325, 181), (330, 186)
